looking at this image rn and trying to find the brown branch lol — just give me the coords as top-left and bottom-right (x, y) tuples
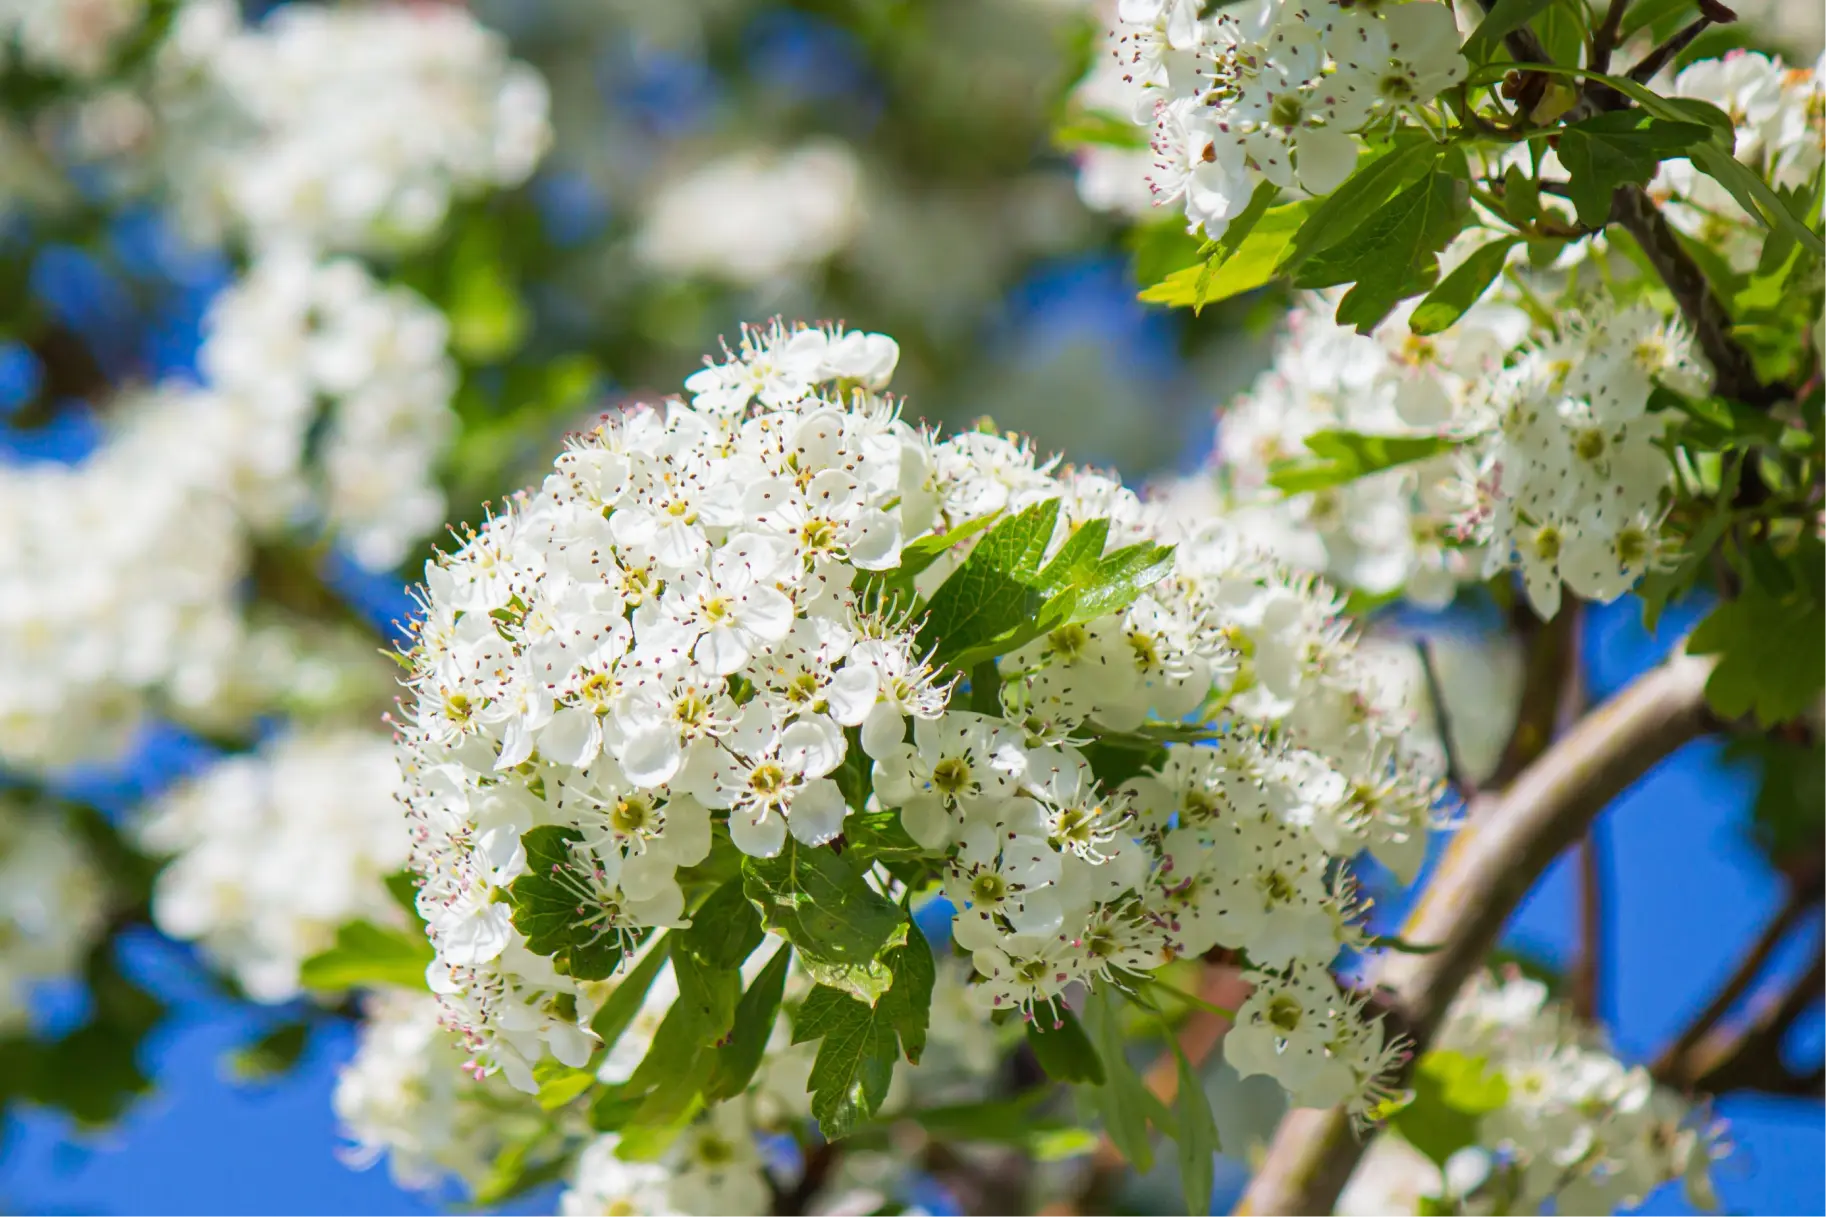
(1570, 828), (1608, 1022)
(1677, 943), (1825, 1095)
(1488, 600), (1578, 788)
(1627, 17), (1716, 85)
(1233, 651), (1719, 1216)
(1416, 639), (1476, 798)
(1653, 876), (1821, 1079)
(1590, 0), (1631, 73)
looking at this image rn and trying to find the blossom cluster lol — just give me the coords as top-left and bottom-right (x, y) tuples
(0, 0), (145, 79)
(0, 795), (105, 1033)
(153, 0), (550, 253)
(332, 942), (1002, 1214)
(197, 247), (459, 570)
(1425, 971), (1722, 1215)
(394, 319), (1441, 1130)
(1164, 280), (1706, 619)
(0, 386), (249, 772)
(1114, 0), (1466, 238)
(137, 731), (411, 1002)
(0, 2), (548, 775)
(635, 140), (865, 288)
(335, 990), (528, 1194)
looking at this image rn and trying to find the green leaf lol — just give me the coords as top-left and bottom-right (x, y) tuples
(1053, 107), (1148, 150)
(741, 840), (908, 1003)
(1555, 111), (1710, 227)
(533, 1059), (597, 1111)
(919, 498), (1060, 668)
(880, 920), (936, 1064)
(610, 950), (740, 1136)
(471, 1139), (576, 1208)
(1295, 170), (1470, 332)
(1280, 139), (1443, 272)
(845, 808), (935, 863)
(1128, 216), (1208, 288)
(1266, 429), (1458, 495)
(590, 933), (671, 1046)
(297, 920), (433, 992)
(1171, 1043), (1219, 1217)
(1409, 236), (1521, 335)
(1460, 0), (1556, 64)
(1025, 1008), (1107, 1085)
(1083, 986), (1157, 1172)
(1621, 0), (1695, 39)
(1725, 737), (1826, 867)
(680, 877), (764, 970)
(1687, 579), (1826, 726)
(1139, 201), (1314, 310)
(706, 944), (792, 1100)
(508, 826), (626, 981)
(447, 225), (528, 363)
(799, 986), (899, 1139)
(904, 1093), (1073, 1143)
(1391, 1050), (1510, 1168)
(229, 1020), (311, 1082)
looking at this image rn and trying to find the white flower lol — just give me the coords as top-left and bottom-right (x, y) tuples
(137, 730), (412, 1003)
(0, 797), (106, 1034)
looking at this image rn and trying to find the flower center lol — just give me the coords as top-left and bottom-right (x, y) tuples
(971, 873), (1007, 905)
(749, 763), (787, 797)
(612, 796), (655, 836)
(932, 755), (973, 796)
(1268, 994), (1304, 1033)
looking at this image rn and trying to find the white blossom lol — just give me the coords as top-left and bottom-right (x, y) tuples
(138, 731), (412, 1002)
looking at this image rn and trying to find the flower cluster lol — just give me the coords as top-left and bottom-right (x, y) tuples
(1114, 0), (1466, 238)
(1167, 276), (1706, 619)
(197, 247), (458, 569)
(156, 0), (550, 253)
(0, 386), (249, 772)
(1660, 49), (1826, 271)
(395, 319), (1440, 1125)
(635, 140), (865, 288)
(558, 946), (1003, 1217)
(0, 795), (105, 1033)
(0, 0), (145, 79)
(334, 990), (530, 1193)
(137, 730), (411, 1002)
(1425, 971), (1723, 1214)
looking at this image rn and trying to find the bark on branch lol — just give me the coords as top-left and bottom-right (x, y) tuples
(1233, 651), (1719, 1216)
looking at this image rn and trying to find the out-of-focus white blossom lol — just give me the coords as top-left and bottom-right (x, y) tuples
(0, 0), (144, 79)
(0, 386), (249, 773)
(0, 798), (106, 1033)
(138, 731), (412, 1003)
(335, 990), (533, 1193)
(197, 247), (458, 569)
(635, 141), (864, 286)
(157, 0), (550, 253)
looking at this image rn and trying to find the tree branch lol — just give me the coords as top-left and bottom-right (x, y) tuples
(1416, 639), (1475, 798)
(1234, 651), (1719, 1216)
(1626, 16), (1715, 85)
(1571, 826), (1608, 1022)
(1590, 0), (1631, 73)
(1488, 599), (1578, 788)
(1653, 875), (1821, 1079)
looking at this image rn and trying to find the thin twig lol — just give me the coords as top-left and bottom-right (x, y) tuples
(1590, 0), (1631, 73)
(1628, 17), (1715, 85)
(1571, 827), (1607, 1021)
(1416, 639), (1476, 798)
(1234, 652), (1719, 1216)
(1676, 943), (1826, 1095)
(1653, 874), (1822, 1081)
(1488, 600), (1578, 788)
